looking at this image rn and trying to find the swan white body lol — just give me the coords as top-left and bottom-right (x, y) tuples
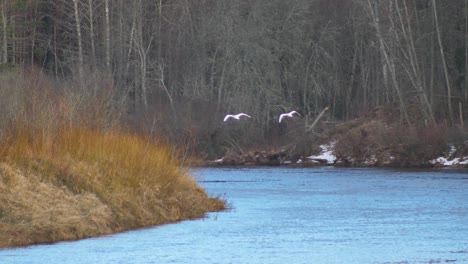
(223, 113), (251, 122)
(279, 111), (300, 123)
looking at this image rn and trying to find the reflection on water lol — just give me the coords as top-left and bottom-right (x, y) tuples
(1, 167), (468, 263)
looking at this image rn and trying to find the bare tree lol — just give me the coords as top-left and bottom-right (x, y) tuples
(1, 0), (7, 64)
(366, 0), (411, 125)
(105, 0), (111, 71)
(389, 1), (435, 123)
(134, 0), (153, 108)
(72, 0), (84, 84)
(394, 0), (434, 123)
(87, 0), (96, 67)
(432, 0), (454, 124)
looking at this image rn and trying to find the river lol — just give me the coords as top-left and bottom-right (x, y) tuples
(1, 167), (468, 263)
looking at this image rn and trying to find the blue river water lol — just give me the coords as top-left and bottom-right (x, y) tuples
(1, 167), (468, 264)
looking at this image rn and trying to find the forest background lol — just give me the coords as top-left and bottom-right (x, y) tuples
(1, 0), (467, 161)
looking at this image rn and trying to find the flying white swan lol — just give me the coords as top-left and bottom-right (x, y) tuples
(223, 113), (251, 122)
(279, 111), (300, 123)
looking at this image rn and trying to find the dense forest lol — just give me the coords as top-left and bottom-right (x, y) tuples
(1, 0), (467, 159)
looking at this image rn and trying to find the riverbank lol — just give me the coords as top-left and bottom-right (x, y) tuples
(206, 107), (468, 169)
(206, 142), (468, 168)
(0, 128), (225, 248)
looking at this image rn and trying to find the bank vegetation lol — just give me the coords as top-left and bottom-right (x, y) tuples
(0, 71), (224, 248)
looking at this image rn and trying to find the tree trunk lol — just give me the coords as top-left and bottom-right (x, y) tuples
(105, 0), (111, 71)
(345, 33), (358, 120)
(124, 19), (135, 81)
(88, 0), (96, 68)
(215, 59), (227, 119)
(30, 2), (37, 66)
(459, 102), (464, 128)
(157, 0), (162, 60)
(432, 0), (453, 124)
(134, 0), (152, 108)
(54, 21), (59, 79)
(1, 0), (8, 64)
(11, 16), (17, 65)
(429, 6), (435, 107)
(158, 63), (178, 123)
(72, 0), (84, 85)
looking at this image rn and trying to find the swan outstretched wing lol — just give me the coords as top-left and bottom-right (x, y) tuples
(279, 114), (286, 123)
(223, 115), (233, 122)
(238, 113), (251, 118)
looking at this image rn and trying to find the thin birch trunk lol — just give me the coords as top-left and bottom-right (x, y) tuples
(432, 0), (453, 124)
(11, 17), (15, 65)
(105, 0), (111, 71)
(88, 0), (96, 67)
(72, 0), (84, 85)
(157, 0), (162, 60)
(459, 102), (464, 128)
(30, 2), (37, 66)
(1, 0), (7, 64)
(429, 7), (435, 107)
(216, 62), (227, 117)
(158, 63), (177, 123)
(124, 20), (135, 80)
(135, 0), (152, 108)
(54, 21), (58, 79)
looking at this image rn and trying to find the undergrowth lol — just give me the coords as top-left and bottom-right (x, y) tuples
(0, 126), (225, 247)
(0, 71), (225, 248)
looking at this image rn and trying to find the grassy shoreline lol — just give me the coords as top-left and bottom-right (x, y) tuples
(0, 128), (225, 248)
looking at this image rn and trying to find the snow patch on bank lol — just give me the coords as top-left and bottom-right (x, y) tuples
(429, 145), (468, 166)
(213, 157), (224, 164)
(306, 142), (336, 165)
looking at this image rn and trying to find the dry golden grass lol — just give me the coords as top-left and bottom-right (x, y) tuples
(0, 126), (225, 248)
(0, 71), (224, 248)
(0, 163), (113, 247)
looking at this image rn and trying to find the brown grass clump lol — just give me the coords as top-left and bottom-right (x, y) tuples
(0, 163), (113, 247)
(0, 71), (224, 248)
(0, 127), (225, 248)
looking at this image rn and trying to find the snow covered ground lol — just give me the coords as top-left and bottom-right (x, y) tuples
(306, 142), (468, 167)
(429, 145), (468, 167)
(306, 142), (336, 165)
(430, 157), (468, 166)
(211, 142), (467, 168)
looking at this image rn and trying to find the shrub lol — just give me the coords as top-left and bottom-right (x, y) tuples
(334, 117), (449, 167)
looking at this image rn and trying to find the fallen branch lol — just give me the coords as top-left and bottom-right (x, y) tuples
(307, 106), (329, 132)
